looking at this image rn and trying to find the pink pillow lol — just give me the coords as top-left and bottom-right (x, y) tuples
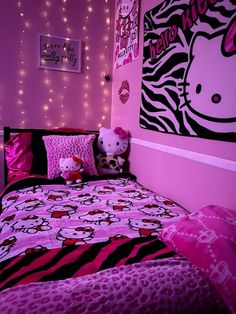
(4, 133), (33, 183)
(159, 205), (236, 314)
(43, 134), (97, 179)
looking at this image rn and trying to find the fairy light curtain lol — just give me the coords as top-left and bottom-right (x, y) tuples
(15, 0), (112, 129)
(140, 0), (236, 142)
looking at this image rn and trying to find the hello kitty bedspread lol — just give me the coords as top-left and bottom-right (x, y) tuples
(0, 177), (187, 263)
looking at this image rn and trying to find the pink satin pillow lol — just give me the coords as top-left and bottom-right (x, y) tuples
(43, 134), (97, 179)
(4, 133), (33, 183)
(159, 205), (236, 314)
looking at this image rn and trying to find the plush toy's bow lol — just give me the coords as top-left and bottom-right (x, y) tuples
(114, 127), (128, 139)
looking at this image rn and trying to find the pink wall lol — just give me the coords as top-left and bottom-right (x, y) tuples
(0, 0), (114, 130)
(0, 0), (114, 191)
(111, 0), (236, 211)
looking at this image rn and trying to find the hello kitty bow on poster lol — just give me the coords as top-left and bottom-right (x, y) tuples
(96, 127), (130, 175)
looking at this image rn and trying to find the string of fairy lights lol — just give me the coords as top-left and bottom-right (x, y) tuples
(17, 0), (29, 127)
(15, 0), (112, 129)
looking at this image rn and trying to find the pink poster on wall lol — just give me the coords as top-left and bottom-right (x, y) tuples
(114, 0), (139, 69)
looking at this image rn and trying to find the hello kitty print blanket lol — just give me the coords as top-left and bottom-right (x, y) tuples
(0, 177), (187, 263)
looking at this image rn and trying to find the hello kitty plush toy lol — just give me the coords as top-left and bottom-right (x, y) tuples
(60, 155), (84, 185)
(96, 127), (129, 175)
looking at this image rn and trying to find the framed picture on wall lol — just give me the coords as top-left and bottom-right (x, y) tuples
(38, 34), (81, 73)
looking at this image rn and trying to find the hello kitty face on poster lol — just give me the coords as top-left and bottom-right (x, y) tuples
(46, 189), (70, 202)
(57, 226), (94, 247)
(94, 186), (115, 195)
(119, 0), (133, 18)
(70, 193), (100, 206)
(12, 215), (51, 234)
(120, 190), (149, 200)
(107, 179), (128, 187)
(19, 186), (43, 194)
(47, 204), (77, 219)
(97, 127), (129, 156)
(79, 210), (120, 225)
(2, 195), (19, 211)
(139, 204), (179, 219)
(0, 236), (17, 260)
(129, 218), (162, 237)
(107, 199), (132, 211)
(181, 25), (236, 133)
(15, 198), (45, 211)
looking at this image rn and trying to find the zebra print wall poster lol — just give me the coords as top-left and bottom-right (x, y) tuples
(140, 0), (236, 142)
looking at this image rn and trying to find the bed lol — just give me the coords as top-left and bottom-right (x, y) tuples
(0, 127), (235, 314)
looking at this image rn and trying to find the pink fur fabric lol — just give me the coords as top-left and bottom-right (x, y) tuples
(159, 205), (236, 314)
(0, 258), (227, 314)
(43, 135), (97, 179)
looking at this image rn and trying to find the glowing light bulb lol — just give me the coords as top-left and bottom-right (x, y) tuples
(44, 79), (50, 85)
(98, 123), (102, 128)
(42, 11), (48, 18)
(43, 105), (49, 111)
(18, 89), (24, 95)
(49, 98), (53, 102)
(63, 17), (67, 22)
(101, 81), (105, 86)
(102, 115), (106, 120)
(20, 12), (24, 17)
(85, 45), (89, 51)
(103, 89), (109, 95)
(88, 6), (93, 12)
(106, 17), (110, 25)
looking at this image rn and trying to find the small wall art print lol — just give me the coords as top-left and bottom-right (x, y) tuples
(38, 34), (81, 73)
(140, 0), (236, 142)
(114, 0), (139, 69)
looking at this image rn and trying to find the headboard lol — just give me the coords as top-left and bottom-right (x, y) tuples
(3, 127), (98, 186)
